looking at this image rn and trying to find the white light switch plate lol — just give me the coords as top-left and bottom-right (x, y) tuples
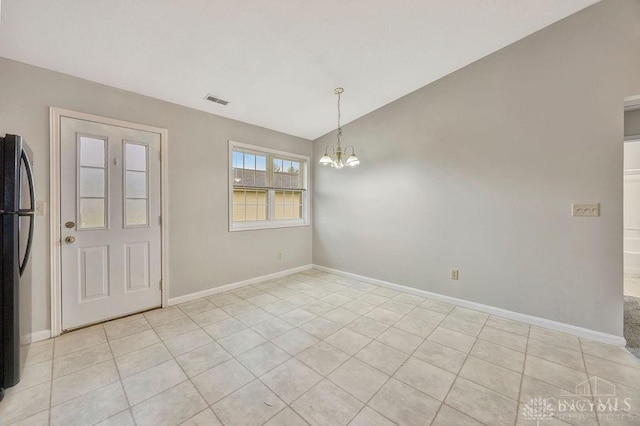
(572, 203), (599, 217)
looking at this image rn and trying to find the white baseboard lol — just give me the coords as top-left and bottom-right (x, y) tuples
(313, 264), (626, 347)
(168, 264), (313, 306)
(30, 330), (51, 343)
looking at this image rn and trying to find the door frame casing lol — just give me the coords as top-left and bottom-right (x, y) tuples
(49, 107), (169, 337)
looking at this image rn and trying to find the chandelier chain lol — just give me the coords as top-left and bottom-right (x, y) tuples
(318, 86), (359, 168)
(337, 90), (342, 145)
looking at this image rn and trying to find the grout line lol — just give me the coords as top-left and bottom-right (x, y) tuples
(27, 270), (636, 426)
(513, 317), (531, 426)
(428, 311), (485, 425)
(256, 277), (395, 424)
(578, 337), (602, 426)
(308, 292), (449, 425)
(104, 328), (137, 426)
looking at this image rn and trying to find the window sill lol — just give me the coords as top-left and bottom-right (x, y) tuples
(229, 221), (310, 232)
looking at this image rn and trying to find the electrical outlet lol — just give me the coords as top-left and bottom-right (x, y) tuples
(277, 252), (283, 260)
(572, 203), (599, 217)
(450, 269), (459, 280)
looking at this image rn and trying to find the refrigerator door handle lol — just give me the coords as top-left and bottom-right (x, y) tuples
(18, 213), (34, 276)
(21, 149), (35, 212)
(18, 149), (36, 276)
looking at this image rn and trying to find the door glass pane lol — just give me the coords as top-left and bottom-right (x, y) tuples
(80, 198), (105, 228)
(126, 199), (148, 226)
(126, 171), (147, 198)
(80, 137), (105, 167)
(126, 143), (147, 171)
(80, 167), (105, 197)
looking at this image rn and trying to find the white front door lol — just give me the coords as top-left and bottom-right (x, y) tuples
(60, 117), (162, 330)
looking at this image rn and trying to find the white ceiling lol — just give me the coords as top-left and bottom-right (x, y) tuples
(0, 0), (598, 140)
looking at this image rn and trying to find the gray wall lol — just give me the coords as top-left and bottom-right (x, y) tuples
(313, 0), (640, 336)
(627, 109), (640, 137)
(0, 57), (312, 334)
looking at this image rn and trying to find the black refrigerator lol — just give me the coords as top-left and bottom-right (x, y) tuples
(0, 134), (35, 401)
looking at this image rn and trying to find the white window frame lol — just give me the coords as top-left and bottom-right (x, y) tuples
(229, 140), (310, 231)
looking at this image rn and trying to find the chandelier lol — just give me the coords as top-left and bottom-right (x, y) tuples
(319, 88), (360, 169)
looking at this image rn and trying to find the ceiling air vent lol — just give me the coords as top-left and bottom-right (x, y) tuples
(204, 94), (229, 106)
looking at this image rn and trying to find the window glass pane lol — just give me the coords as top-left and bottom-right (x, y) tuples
(281, 174), (291, 188)
(234, 189), (268, 222)
(233, 204), (246, 221)
(255, 170), (267, 187)
(273, 190), (303, 221)
(233, 152), (267, 188)
(245, 205), (257, 220)
(231, 145), (306, 228)
(275, 205), (284, 220)
(80, 198), (105, 228)
(80, 167), (105, 197)
(290, 162), (302, 189)
(126, 143), (147, 171)
(233, 189), (246, 222)
(80, 136), (105, 167)
(242, 169), (255, 186)
(272, 157), (303, 189)
(233, 151), (243, 169)
(126, 199), (148, 226)
(245, 204), (267, 220)
(273, 172), (282, 188)
(126, 171), (147, 198)
(245, 154), (255, 169)
(245, 191), (257, 204)
(232, 165), (242, 185)
(233, 189), (245, 204)
(257, 205), (267, 220)
(284, 206), (295, 219)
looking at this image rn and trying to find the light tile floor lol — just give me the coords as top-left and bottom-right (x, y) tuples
(2, 269), (640, 425)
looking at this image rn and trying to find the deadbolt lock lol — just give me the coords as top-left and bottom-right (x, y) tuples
(65, 221), (75, 229)
(65, 236), (76, 244)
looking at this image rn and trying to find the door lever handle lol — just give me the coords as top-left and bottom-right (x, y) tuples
(65, 236), (76, 244)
